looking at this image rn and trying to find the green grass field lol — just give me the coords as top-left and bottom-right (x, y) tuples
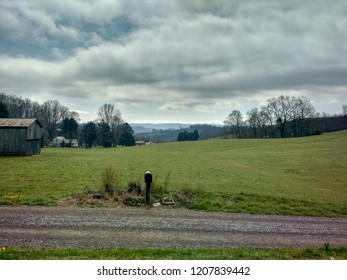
(1, 247), (346, 260)
(0, 130), (346, 216)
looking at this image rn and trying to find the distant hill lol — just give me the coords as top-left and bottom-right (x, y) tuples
(130, 123), (191, 133)
(131, 126), (153, 134)
(132, 123), (228, 142)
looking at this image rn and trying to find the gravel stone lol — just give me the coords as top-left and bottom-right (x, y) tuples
(0, 206), (346, 249)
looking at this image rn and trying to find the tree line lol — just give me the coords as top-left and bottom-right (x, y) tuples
(136, 95), (346, 142)
(1, 92), (346, 144)
(224, 95), (347, 138)
(0, 93), (135, 147)
(177, 129), (199, 141)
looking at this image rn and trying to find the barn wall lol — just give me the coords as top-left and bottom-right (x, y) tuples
(27, 122), (42, 140)
(0, 128), (28, 155)
(27, 123), (35, 140)
(34, 122), (42, 139)
(0, 119), (42, 156)
(27, 140), (41, 155)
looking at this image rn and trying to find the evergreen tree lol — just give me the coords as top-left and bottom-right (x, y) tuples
(61, 117), (78, 139)
(117, 122), (135, 146)
(193, 129), (199, 140)
(0, 101), (10, 118)
(98, 122), (113, 147)
(177, 130), (199, 141)
(82, 121), (97, 148)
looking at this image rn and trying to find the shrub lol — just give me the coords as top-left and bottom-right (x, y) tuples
(102, 164), (121, 196)
(126, 181), (142, 195)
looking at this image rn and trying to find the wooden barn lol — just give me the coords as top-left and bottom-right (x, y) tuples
(0, 118), (43, 156)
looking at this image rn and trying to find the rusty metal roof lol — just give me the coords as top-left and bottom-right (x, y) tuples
(0, 118), (42, 128)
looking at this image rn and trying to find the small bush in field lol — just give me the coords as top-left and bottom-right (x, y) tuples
(126, 181), (142, 195)
(102, 164), (121, 196)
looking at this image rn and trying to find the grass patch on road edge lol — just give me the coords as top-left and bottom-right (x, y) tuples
(1, 247), (346, 260)
(173, 190), (347, 217)
(1, 189), (346, 217)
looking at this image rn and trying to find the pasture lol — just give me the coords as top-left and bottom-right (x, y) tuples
(0, 130), (346, 216)
(1, 247), (346, 260)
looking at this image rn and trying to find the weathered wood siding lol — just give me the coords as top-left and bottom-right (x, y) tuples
(27, 121), (42, 140)
(0, 128), (27, 155)
(0, 120), (42, 156)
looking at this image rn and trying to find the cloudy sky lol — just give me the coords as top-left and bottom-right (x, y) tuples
(1, 0), (346, 124)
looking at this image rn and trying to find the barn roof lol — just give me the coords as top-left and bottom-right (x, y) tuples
(0, 118), (43, 128)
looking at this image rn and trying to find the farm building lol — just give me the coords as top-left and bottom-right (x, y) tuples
(52, 136), (78, 147)
(0, 118), (43, 156)
(52, 136), (66, 147)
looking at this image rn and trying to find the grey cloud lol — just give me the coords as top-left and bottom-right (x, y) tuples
(1, 0), (346, 122)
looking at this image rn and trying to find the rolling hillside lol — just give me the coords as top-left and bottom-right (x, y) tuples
(0, 130), (346, 216)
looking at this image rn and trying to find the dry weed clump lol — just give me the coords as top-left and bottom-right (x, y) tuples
(102, 164), (121, 196)
(60, 169), (178, 208)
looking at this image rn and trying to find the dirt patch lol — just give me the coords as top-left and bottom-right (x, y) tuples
(58, 186), (178, 209)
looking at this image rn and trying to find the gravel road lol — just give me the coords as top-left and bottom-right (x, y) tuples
(0, 206), (346, 249)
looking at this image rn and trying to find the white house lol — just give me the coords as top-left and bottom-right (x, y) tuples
(53, 136), (78, 147)
(53, 136), (66, 147)
(70, 139), (78, 148)
(135, 141), (152, 146)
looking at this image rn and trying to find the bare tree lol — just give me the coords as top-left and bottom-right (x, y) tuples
(97, 104), (123, 145)
(224, 110), (243, 137)
(0, 93), (25, 118)
(343, 105), (347, 116)
(97, 104), (115, 125)
(247, 108), (260, 138)
(19, 98), (44, 119)
(295, 96), (316, 136)
(0, 93), (43, 119)
(40, 100), (79, 141)
(259, 106), (274, 138)
(266, 95), (296, 138)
